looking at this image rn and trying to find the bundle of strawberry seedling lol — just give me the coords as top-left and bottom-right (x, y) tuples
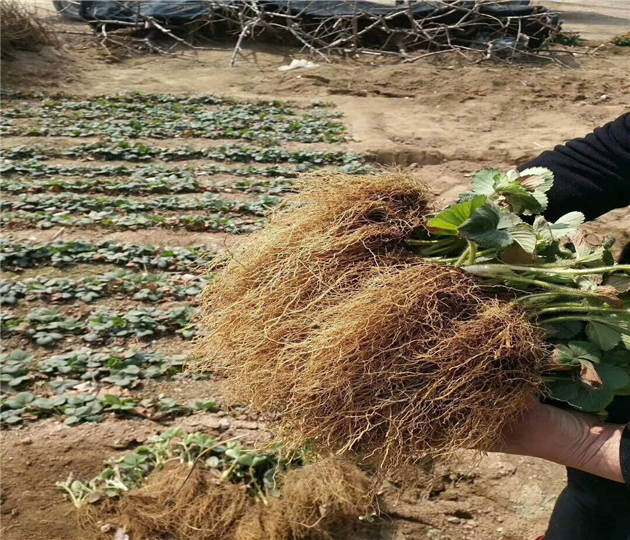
(409, 167), (630, 414)
(194, 170), (629, 472)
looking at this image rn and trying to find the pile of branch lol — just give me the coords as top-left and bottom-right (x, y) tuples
(79, 0), (566, 63)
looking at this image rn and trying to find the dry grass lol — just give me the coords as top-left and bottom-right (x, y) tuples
(194, 173), (549, 471)
(0, 0), (59, 58)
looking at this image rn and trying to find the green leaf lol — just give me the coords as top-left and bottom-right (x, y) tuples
(597, 362), (630, 391)
(604, 349), (630, 368)
(553, 341), (601, 366)
(10, 350), (33, 362)
(31, 397), (57, 410)
(548, 379), (613, 412)
(497, 182), (543, 215)
(459, 204), (513, 248)
(585, 321), (621, 351)
(6, 391), (36, 409)
(533, 212), (585, 247)
(427, 195), (486, 235)
(550, 212), (585, 240)
(508, 222), (537, 254)
(546, 320), (583, 339)
(193, 400), (219, 412)
(549, 363), (630, 412)
(518, 167), (554, 194)
(471, 169), (508, 195)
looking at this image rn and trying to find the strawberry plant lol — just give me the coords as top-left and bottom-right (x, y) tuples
(0, 271), (209, 306)
(408, 167), (630, 412)
(1, 307), (83, 346)
(2, 210), (261, 233)
(1, 172), (202, 195)
(0, 350), (34, 392)
(1, 141), (362, 165)
(0, 391), (217, 427)
(37, 348), (187, 387)
(0, 162), (307, 194)
(3, 91), (229, 105)
(84, 306), (196, 342)
(0, 240), (214, 272)
(3, 93), (346, 142)
(1, 193), (278, 216)
(1, 306), (196, 345)
(57, 429), (298, 507)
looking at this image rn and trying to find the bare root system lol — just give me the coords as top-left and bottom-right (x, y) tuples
(235, 458), (374, 540)
(193, 172), (430, 405)
(77, 459), (373, 540)
(194, 173), (549, 470)
(77, 466), (251, 540)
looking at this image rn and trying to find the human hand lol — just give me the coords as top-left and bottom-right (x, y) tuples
(494, 398), (624, 483)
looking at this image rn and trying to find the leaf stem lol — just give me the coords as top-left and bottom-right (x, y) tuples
(404, 239), (443, 246)
(454, 246), (471, 268)
(467, 240), (478, 265)
(538, 315), (629, 334)
(464, 270), (577, 292)
(480, 263), (630, 276)
(515, 291), (598, 306)
(532, 305), (630, 316)
(464, 268), (623, 305)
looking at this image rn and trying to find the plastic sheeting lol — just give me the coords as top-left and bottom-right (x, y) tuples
(79, 0), (543, 25)
(77, 0), (560, 53)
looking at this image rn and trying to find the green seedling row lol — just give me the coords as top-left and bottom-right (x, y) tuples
(0, 239), (215, 272)
(2, 209), (260, 233)
(0, 141), (364, 166)
(2, 96), (345, 142)
(0, 270), (209, 306)
(1, 305), (197, 346)
(1, 161), (306, 195)
(0, 174), (298, 197)
(0, 348), (191, 393)
(0, 193), (277, 216)
(2, 91), (231, 105)
(0, 391), (218, 428)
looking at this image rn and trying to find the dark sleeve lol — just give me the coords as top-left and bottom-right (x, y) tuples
(623, 424), (630, 487)
(518, 113), (630, 221)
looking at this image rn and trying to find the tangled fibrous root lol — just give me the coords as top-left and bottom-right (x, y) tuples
(78, 466), (251, 540)
(235, 458), (375, 540)
(280, 266), (547, 466)
(194, 173), (548, 471)
(193, 172), (430, 404)
(77, 459), (373, 540)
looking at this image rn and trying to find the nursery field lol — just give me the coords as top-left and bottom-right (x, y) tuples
(2, 17), (630, 540)
(0, 92), (378, 539)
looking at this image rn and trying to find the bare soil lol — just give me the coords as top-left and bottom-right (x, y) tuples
(2, 13), (629, 540)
